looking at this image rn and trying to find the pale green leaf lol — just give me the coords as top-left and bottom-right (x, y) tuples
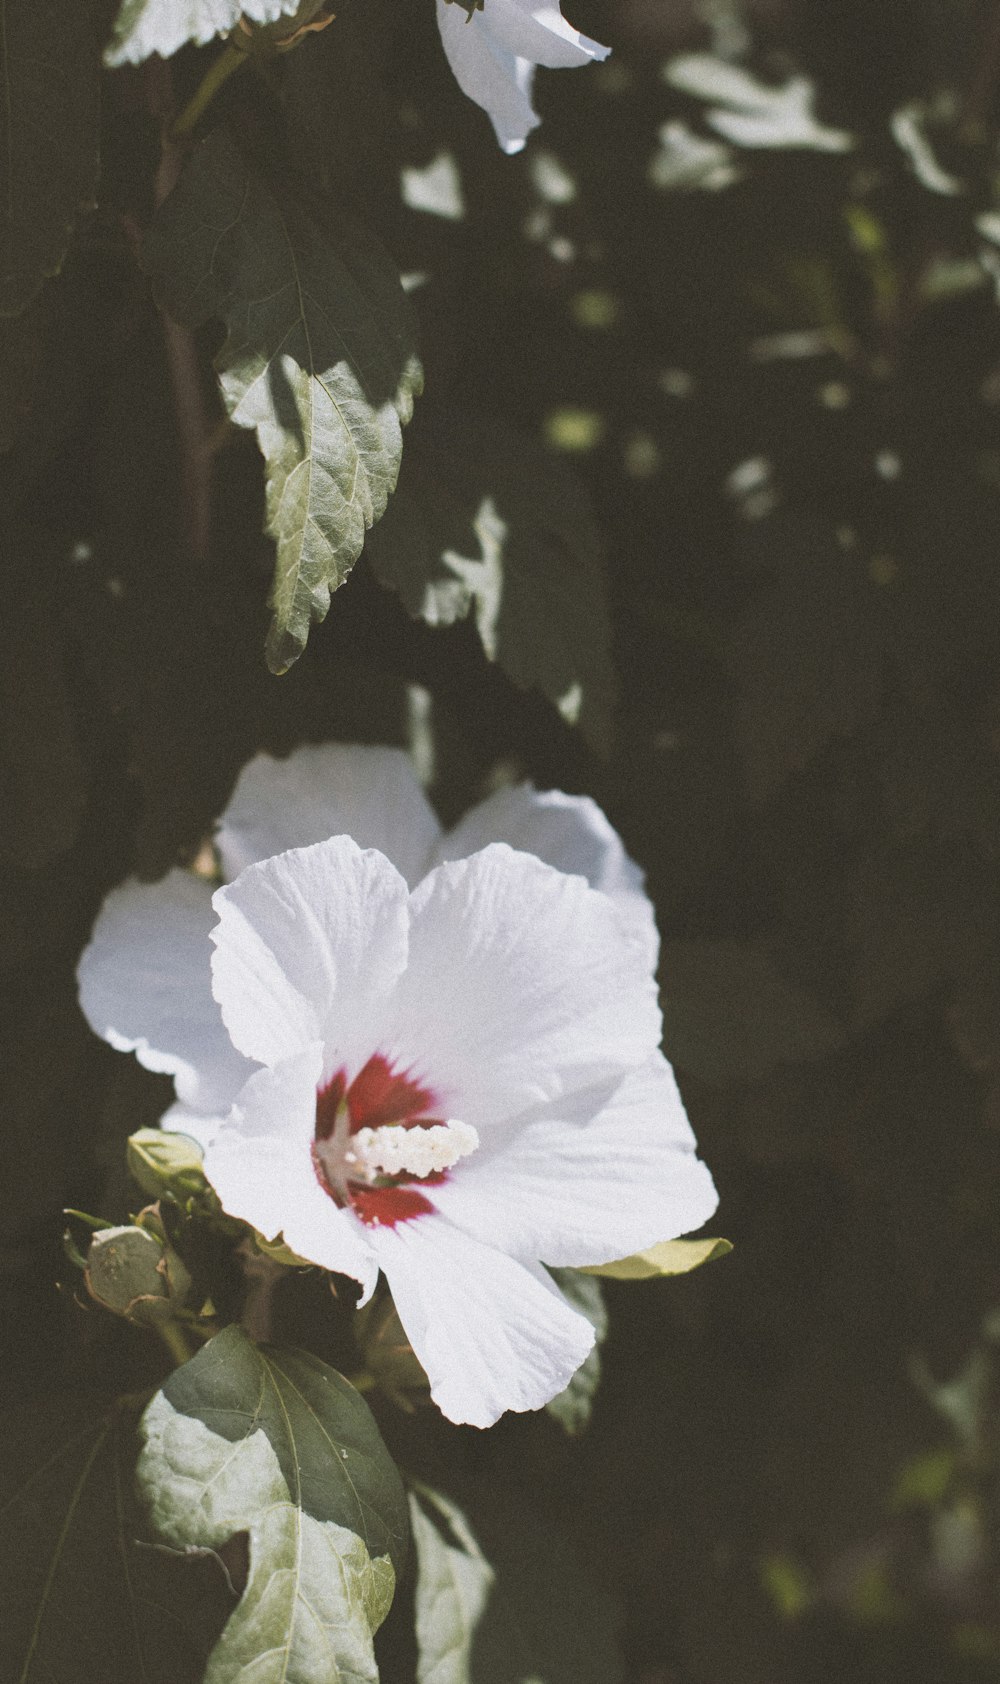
(0, 0), (99, 317)
(365, 415), (616, 754)
(545, 1269), (607, 1435)
(581, 1237), (733, 1280)
(143, 128), (422, 671)
(409, 1484), (495, 1684)
(105, 0), (302, 66)
(138, 1327), (407, 1684)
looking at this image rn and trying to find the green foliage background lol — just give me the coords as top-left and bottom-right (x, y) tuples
(3, 0), (1000, 1678)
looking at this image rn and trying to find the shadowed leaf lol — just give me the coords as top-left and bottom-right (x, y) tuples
(0, 0), (99, 317)
(144, 128), (422, 671)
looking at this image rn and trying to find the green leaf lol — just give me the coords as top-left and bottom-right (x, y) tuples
(365, 415), (616, 754)
(104, 0), (304, 66)
(545, 1269), (607, 1435)
(409, 1484), (495, 1684)
(0, 0), (100, 316)
(407, 1481), (624, 1684)
(661, 938), (845, 1084)
(143, 128), (422, 671)
(580, 1236), (733, 1281)
(142, 1324), (409, 1575)
(136, 1326), (408, 1683)
(0, 1398), (232, 1682)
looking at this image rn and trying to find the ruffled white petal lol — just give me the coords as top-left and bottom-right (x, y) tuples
(437, 0), (608, 154)
(77, 870), (253, 1113)
(382, 844), (661, 1128)
(216, 745), (441, 888)
(365, 1217), (595, 1425)
(159, 1101), (228, 1153)
(436, 783), (658, 967)
(437, 0), (538, 153)
(210, 838), (410, 1072)
(203, 1047), (380, 1301)
(475, 0), (608, 70)
(427, 1054), (718, 1266)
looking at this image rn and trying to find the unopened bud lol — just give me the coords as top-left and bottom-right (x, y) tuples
(85, 1222), (192, 1327)
(127, 1128), (207, 1203)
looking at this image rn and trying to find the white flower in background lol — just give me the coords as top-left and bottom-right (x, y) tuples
(436, 0), (610, 155)
(78, 746), (717, 1427)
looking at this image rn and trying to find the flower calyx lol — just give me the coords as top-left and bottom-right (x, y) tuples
(233, 2), (335, 55)
(84, 1205), (193, 1327)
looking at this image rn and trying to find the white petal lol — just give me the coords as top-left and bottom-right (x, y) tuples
(436, 783), (658, 967)
(216, 745), (441, 887)
(203, 1047), (379, 1300)
(478, 0), (609, 71)
(210, 837), (410, 1071)
(383, 845), (661, 1127)
(159, 1102), (227, 1153)
(77, 871), (252, 1113)
(366, 1218), (595, 1425)
(427, 1054), (718, 1266)
(437, 0), (540, 153)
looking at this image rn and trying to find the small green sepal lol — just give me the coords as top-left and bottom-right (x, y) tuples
(581, 1237), (733, 1281)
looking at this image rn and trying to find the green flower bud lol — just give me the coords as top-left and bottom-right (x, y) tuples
(127, 1128), (208, 1203)
(85, 1221), (192, 1328)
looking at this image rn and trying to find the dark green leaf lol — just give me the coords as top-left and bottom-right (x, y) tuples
(662, 939), (845, 1084)
(139, 1327), (407, 1683)
(365, 415), (616, 754)
(0, 0), (99, 317)
(143, 128), (422, 671)
(0, 1398), (232, 1684)
(144, 1324), (409, 1570)
(545, 1269), (607, 1436)
(104, 0), (303, 65)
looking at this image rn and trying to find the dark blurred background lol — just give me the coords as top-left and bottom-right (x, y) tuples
(2, 0), (1000, 1678)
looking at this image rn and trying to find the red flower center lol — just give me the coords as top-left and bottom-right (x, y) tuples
(312, 1053), (445, 1228)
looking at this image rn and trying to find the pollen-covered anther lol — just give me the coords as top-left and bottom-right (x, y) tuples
(347, 1119), (479, 1181)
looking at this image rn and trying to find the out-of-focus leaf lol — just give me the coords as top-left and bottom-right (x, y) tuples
(0, 1398), (233, 1683)
(409, 1483), (495, 1684)
(144, 128), (421, 671)
(662, 939), (845, 1084)
(0, 0), (99, 317)
(138, 1326), (407, 1683)
(581, 1237), (732, 1280)
(545, 1269), (607, 1435)
(104, 0), (304, 65)
(365, 415), (616, 753)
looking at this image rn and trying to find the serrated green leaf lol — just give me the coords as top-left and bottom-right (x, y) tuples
(0, 1398), (232, 1683)
(142, 1324), (410, 1576)
(409, 1484), (495, 1684)
(545, 1269), (607, 1435)
(580, 1236), (733, 1281)
(365, 415), (616, 754)
(143, 128), (422, 671)
(138, 1328), (407, 1684)
(407, 1481), (624, 1684)
(104, 0), (303, 66)
(0, 0), (99, 317)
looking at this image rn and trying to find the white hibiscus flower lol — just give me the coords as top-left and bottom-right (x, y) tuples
(78, 746), (717, 1427)
(436, 0), (610, 154)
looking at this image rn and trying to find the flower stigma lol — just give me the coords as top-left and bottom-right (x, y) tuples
(311, 1054), (479, 1224)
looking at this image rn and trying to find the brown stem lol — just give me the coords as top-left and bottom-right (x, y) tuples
(239, 1242), (284, 1344)
(145, 58), (218, 562)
